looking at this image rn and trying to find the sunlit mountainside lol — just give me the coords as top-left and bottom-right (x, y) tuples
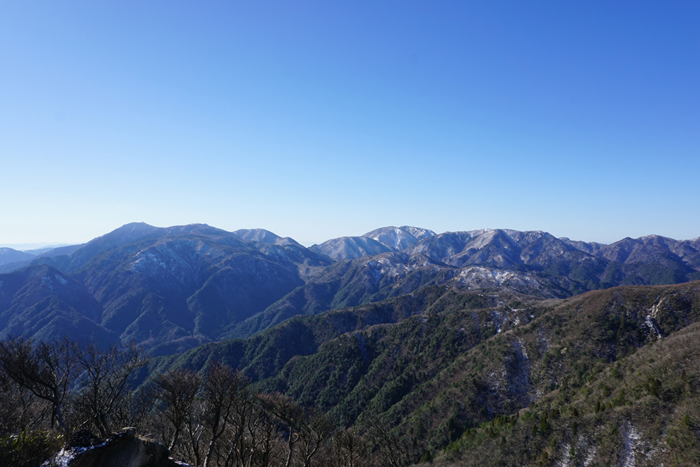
(1, 223), (699, 352)
(2, 223), (700, 466)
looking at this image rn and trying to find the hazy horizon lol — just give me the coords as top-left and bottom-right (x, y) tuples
(3, 221), (700, 252)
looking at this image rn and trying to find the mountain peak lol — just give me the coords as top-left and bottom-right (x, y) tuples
(232, 228), (300, 246)
(115, 221), (156, 232)
(95, 222), (163, 244)
(309, 236), (391, 260)
(362, 225), (436, 250)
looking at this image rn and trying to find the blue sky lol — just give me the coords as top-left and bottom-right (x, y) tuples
(1, 1), (698, 247)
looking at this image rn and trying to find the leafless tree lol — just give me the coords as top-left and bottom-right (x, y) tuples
(258, 392), (305, 467)
(73, 341), (149, 437)
(297, 410), (335, 467)
(182, 401), (207, 467)
(0, 336), (83, 433)
(153, 367), (202, 453)
(110, 382), (158, 432)
(202, 361), (251, 467)
(240, 397), (283, 467)
(0, 364), (51, 435)
(365, 416), (414, 467)
(328, 428), (371, 467)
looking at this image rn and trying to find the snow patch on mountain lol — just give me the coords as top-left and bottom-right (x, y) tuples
(620, 421), (642, 467)
(310, 236), (391, 260)
(363, 226), (436, 251)
(41, 275), (55, 291)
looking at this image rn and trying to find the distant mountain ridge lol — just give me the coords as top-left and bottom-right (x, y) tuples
(1, 223), (699, 352)
(0, 244), (84, 272)
(309, 236), (392, 260)
(0, 247), (35, 267)
(0, 223), (332, 352)
(309, 225), (437, 260)
(364, 225), (437, 250)
(232, 228), (301, 246)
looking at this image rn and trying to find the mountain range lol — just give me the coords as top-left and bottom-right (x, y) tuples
(3, 223), (700, 465)
(145, 277), (700, 466)
(1, 223), (699, 355)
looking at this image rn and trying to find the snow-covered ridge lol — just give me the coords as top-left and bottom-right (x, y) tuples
(363, 225), (436, 251)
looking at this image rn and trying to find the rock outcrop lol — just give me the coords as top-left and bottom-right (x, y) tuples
(52, 428), (187, 467)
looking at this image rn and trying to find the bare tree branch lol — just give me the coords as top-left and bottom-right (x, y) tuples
(0, 336), (83, 433)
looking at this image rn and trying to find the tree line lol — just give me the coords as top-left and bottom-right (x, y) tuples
(0, 336), (415, 467)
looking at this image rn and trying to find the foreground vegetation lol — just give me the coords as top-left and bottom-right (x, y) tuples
(0, 336), (411, 466)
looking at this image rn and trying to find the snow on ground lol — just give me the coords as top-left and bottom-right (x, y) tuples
(43, 445), (194, 467)
(644, 315), (663, 340)
(171, 460), (195, 466)
(620, 420), (642, 467)
(583, 445), (597, 466)
(42, 443), (106, 467)
(556, 443), (572, 467)
(41, 276), (55, 291)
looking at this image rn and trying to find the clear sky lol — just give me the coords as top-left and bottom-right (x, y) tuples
(1, 1), (698, 247)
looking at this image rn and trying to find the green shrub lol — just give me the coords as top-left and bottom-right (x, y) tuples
(0, 431), (63, 467)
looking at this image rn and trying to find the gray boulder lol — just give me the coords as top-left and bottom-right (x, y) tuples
(56, 428), (187, 467)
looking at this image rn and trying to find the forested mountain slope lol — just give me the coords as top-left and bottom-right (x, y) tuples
(233, 229), (700, 339)
(0, 223), (332, 352)
(151, 281), (700, 466)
